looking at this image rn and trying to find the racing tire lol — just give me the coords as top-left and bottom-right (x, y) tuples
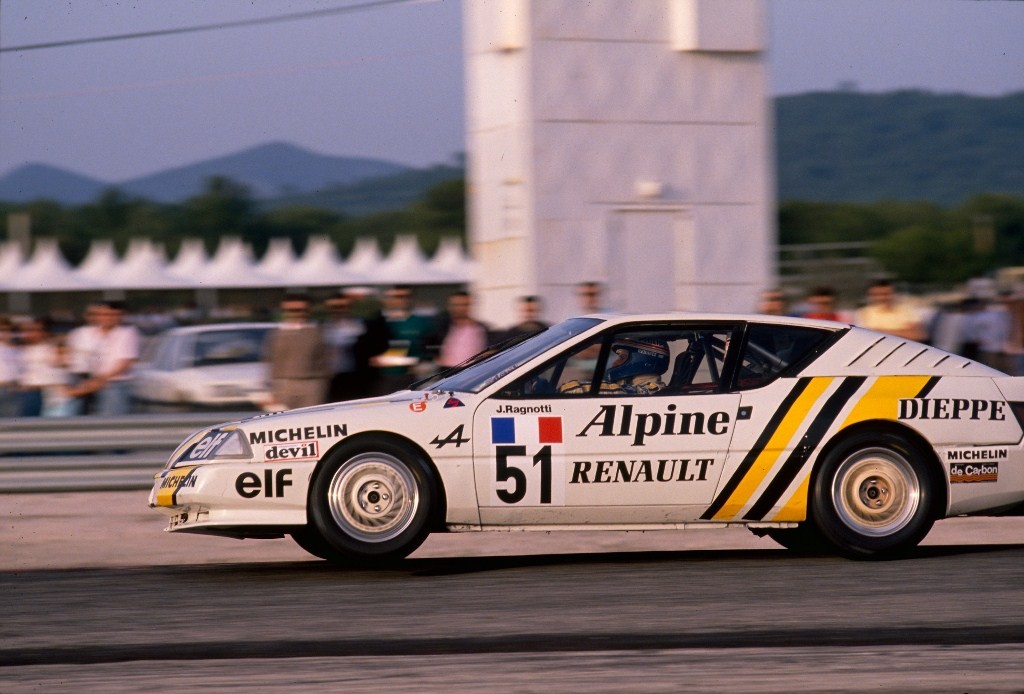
(309, 436), (436, 564)
(290, 526), (343, 562)
(811, 431), (939, 558)
(752, 524), (831, 553)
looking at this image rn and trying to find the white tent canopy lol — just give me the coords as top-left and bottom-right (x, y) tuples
(74, 239), (119, 283)
(5, 239), (96, 291)
(292, 236), (373, 287)
(0, 236), (471, 293)
(255, 237), (297, 278)
(105, 240), (193, 290)
(375, 235), (456, 285)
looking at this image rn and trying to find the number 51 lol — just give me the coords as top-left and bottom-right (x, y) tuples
(495, 445), (552, 504)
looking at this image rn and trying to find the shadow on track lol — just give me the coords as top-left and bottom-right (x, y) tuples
(62, 542), (1024, 579)
(5, 543), (1021, 581)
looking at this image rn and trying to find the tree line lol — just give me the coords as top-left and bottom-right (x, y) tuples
(780, 193), (1024, 285)
(0, 175), (467, 266)
(2, 175), (1024, 289)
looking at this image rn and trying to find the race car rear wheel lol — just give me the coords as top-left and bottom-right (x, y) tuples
(310, 436), (436, 563)
(812, 431), (938, 557)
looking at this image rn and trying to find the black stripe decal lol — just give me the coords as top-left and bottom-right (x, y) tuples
(915, 376), (941, 399)
(744, 377), (867, 521)
(171, 468), (197, 506)
(700, 378), (812, 520)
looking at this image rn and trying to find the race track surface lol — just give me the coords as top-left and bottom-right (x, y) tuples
(2, 492), (1023, 692)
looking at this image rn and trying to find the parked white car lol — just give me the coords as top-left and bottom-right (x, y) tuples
(132, 323), (274, 410)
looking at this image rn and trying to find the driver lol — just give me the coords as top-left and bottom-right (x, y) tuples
(560, 336), (669, 395)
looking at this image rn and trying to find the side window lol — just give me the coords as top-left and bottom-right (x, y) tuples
(499, 336), (604, 397)
(147, 336), (177, 372)
(660, 329), (734, 395)
(735, 324), (835, 390)
(499, 325), (739, 398)
(173, 336), (197, 370)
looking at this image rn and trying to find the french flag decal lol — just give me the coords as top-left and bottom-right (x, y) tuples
(537, 416), (563, 443)
(491, 416), (562, 444)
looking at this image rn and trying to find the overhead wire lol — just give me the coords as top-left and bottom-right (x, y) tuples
(0, 0), (431, 53)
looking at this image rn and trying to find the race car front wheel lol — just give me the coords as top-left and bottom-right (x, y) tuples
(310, 436), (436, 563)
(751, 524), (831, 553)
(812, 431), (939, 558)
(289, 526), (338, 561)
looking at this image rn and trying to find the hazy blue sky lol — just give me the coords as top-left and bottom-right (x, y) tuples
(2, 0), (1022, 182)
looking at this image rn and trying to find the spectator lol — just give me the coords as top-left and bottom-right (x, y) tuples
(1002, 289), (1024, 376)
(79, 300), (141, 416)
(324, 290), (389, 402)
(501, 295), (550, 342)
(577, 281), (609, 314)
(65, 303), (102, 414)
(757, 288), (789, 316)
(961, 292), (1012, 371)
(15, 317), (65, 417)
(855, 279), (925, 341)
(927, 299), (968, 354)
(0, 316), (20, 418)
(802, 286), (845, 322)
(436, 291), (490, 369)
(377, 285), (438, 392)
(263, 293), (330, 410)
(43, 335), (79, 417)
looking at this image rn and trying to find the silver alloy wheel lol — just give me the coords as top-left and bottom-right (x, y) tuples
(327, 452), (419, 543)
(831, 447), (921, 537)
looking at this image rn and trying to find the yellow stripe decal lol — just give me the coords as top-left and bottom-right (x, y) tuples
(712, 377), (834, 520)
(767, 376), (933, 522)
(772, 471), (811, 522)
(155, 466), (197, 507)
(840, 375), (932, 429)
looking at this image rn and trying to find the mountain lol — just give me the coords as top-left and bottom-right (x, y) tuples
(0, 164), (106, 205)
(5, 92), (1023, 208)
(776, 90), (1024, 204)
(118, 142), (410, 202)
(0, 142), (412, 205)
(261, 163), (465, 217)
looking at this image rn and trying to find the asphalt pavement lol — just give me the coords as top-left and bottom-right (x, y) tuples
(3, 491), (1021, 571)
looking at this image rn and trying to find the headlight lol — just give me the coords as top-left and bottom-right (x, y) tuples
(169, 428), (252, 467)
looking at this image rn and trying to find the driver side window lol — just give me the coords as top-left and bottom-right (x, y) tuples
(498, 324), (739, 398)
(525, 336), (604, 396)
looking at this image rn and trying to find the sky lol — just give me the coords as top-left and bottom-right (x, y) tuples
(1, 0), (1023, 183)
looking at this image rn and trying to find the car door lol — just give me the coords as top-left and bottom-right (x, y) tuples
(473, 323), (743, 526)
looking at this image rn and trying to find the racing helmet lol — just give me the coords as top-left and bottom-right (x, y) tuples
(605, 337), (670, 382)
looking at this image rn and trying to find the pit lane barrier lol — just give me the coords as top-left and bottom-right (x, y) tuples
(0, 413), (253, 493)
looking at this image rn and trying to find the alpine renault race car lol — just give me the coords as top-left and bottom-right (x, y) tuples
(150, 313), (1024, 561)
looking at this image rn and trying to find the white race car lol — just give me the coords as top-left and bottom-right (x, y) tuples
(150, 313), (1024, 561)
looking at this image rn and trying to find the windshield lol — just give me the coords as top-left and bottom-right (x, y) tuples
(425, 317), (604, 393)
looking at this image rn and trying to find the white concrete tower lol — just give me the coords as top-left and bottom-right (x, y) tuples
(464, 0), (775, 326)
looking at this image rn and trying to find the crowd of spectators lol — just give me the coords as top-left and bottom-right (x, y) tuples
(0, 286), (557, 418)
(761, 279), (1024, 376)
(0, 300), (141, 418)
(4, 278), (1024, 419)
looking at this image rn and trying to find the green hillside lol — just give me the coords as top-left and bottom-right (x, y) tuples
(260, 164), (464, 217)
(776, 90), (1024, 204)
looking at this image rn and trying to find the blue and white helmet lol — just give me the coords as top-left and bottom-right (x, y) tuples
(605, 337), (670, 381)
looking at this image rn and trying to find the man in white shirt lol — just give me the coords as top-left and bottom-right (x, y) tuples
(0, 316), (20, 418)
(65, 304), (102, 413)
(81, 301), (140, 416)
